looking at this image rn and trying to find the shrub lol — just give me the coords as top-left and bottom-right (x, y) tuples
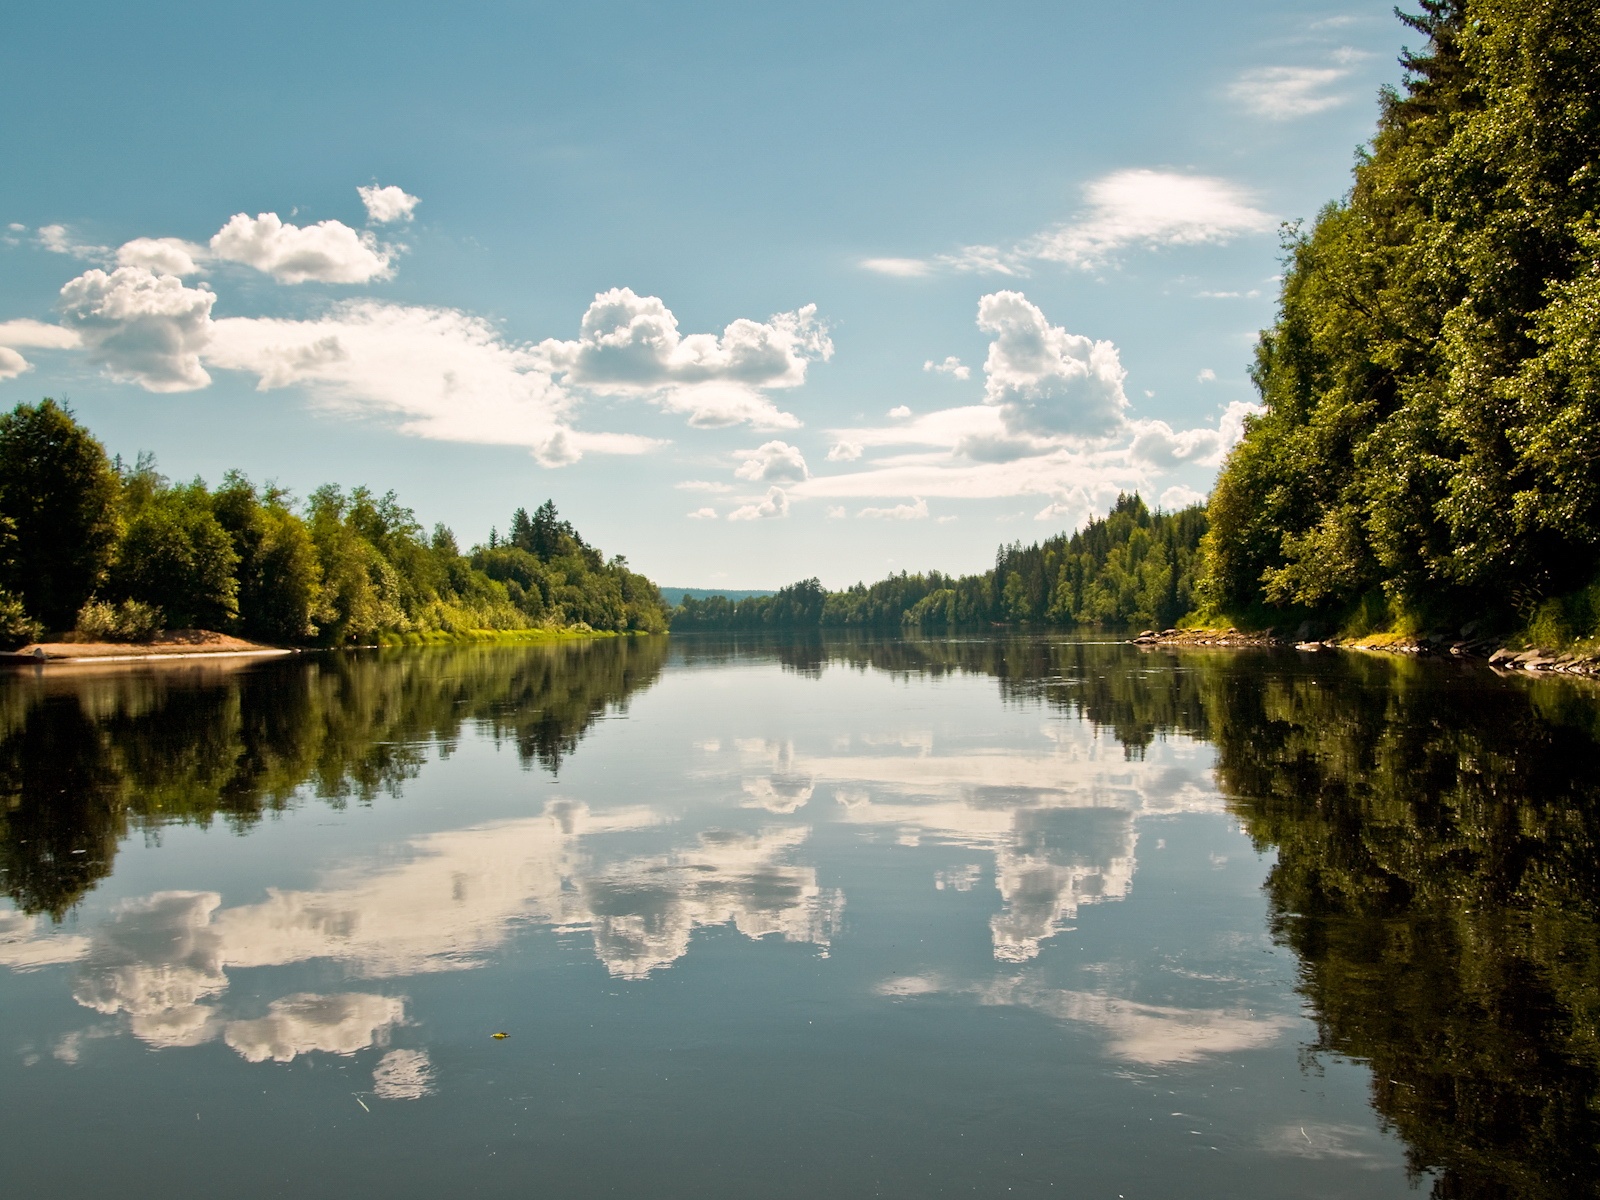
(0, 588), (43, 649)
(75, 598), (165, 643)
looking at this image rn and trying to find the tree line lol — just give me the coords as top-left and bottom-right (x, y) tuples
(0, 399), (668, 647)
(1201, 0), (1600, 643)
(672, 493), (1207, 633)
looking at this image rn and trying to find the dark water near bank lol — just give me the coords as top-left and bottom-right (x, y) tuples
(3, 637), (1599, 1199)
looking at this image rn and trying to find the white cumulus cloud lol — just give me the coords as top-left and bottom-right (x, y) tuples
(116, 237), (203, 276)
(0, 318), (81, 349)
(924, 356), (971, 380)
(687, 506), (719, 519)
(58, 266), (217, 392)
(0, 317), (79, 382)
(358, 184), (421, 224)
(796, 299), (1259, 515)
(0, 347), (29, 379)
(210, 212), (394, 284)
(727, 486), (790, 521)
(978, 290), (1128, 439)
(827, 440), (863, 462)
(1129, 401), (1259, 469)
(734, 440), (809, 483)
(541, 288), (831, 430)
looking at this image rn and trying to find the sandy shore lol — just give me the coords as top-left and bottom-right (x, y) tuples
(2, 629), (292, 664)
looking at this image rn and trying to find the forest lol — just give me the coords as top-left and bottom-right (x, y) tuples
(671, 494), (1208, 633)
(1202, 0), (1600, 644)
(0, 399), (669, 647)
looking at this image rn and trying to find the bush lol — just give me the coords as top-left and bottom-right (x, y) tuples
(0, 588), (43, 649)
(74, 598), (165, 643)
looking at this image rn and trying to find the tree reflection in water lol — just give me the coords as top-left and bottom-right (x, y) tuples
(684, 634), (1600, 1196)
(6, 633), (1600, 1195)
(0, 637), (668, 919)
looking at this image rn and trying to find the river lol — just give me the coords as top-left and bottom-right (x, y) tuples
(2, 636), (1596, 1198)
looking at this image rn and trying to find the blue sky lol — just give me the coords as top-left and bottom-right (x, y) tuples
(0, 0), (1409, 588)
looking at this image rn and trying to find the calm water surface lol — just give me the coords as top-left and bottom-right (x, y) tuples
(2, 636), (1598, 1198)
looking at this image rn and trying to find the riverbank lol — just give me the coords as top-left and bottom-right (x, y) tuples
(1, 624), (660, 666)
(1132, 626), (1600, 679)
(2, 629), (291, 664)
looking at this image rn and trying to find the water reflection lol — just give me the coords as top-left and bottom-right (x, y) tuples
(13, 796), (841, 1057)
(687, 636), (1600, 1195)
(1209, 654), (1600, 1198)
(0, 638), (669, 917)
(3, 635), (1599, 1196)
(878, 973), (1292, 1065)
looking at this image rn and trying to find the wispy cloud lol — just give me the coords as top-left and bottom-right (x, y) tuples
(860, 256), (932, 278)
(857, 498), (929, 520)
(863, 169), (1274, 278)
(1228, 65), (1350, 118)
(1027, 171), (1275, 268)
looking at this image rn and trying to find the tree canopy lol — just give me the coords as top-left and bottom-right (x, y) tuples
(0, 402), (669, 646)
(1203, 0), (1600, 634)
(672, 494), (1207, 633)
(0, 399), (120, 629)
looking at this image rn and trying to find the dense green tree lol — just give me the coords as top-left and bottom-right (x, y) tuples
(1203, 0), (1600, 632)
(0, 400), (121, 629)
(213, 473), (324, 642)
(0, 406), (668, 645)
(107, 473), (240, 629)
(674, 495), (1207, 633)
(306, 484), (408, 644)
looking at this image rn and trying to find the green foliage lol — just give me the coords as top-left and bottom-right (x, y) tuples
(673, 578), (828, 630)
(0, 402), (668, 646)
(0, 399), (121, 630)
(0, 587), (42, 649)
(212, 473), (324, 643)
(1204, 0), (1600, 629)
(107, 467), (240, 629)
(74, 598), (165, 642)
(671, 494), (1208, 632)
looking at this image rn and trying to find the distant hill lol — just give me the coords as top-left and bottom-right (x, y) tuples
(658, 587), (776, 608)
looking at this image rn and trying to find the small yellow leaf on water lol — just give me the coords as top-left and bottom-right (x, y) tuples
(491, 1032), (509, 1039)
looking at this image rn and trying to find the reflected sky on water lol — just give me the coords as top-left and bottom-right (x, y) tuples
(3, 637), (1598, 1198)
